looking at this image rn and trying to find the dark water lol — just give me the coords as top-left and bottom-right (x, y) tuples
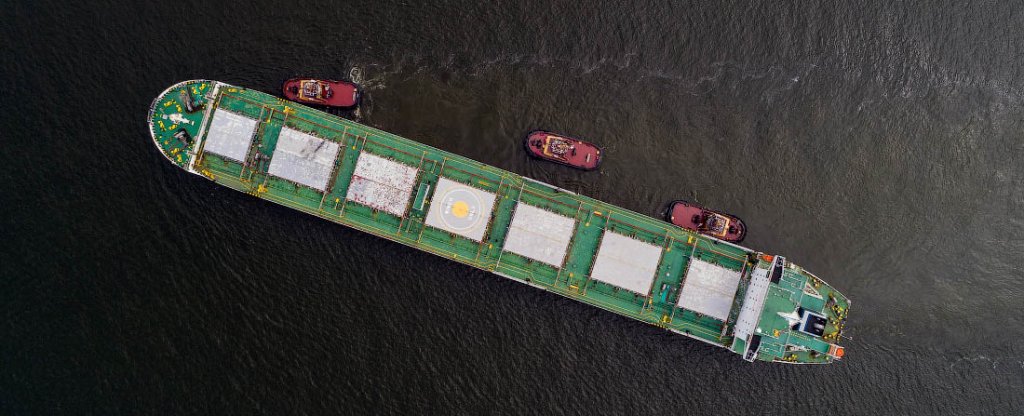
(3, 1), (1023, 414)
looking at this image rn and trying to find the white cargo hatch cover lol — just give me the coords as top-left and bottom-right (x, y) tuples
(589, 231), (662, 294)
(267, 127), (340, 191)
(677, 259), (742, 321)
(345, 153), (419, 216)
(202, 109), (258, 162)
(424, 178), (497, 242)
(503, 203), (575, 267)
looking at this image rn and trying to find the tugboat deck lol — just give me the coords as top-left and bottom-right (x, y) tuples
(148, 80), (849, 363)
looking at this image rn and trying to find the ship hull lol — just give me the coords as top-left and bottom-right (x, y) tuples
(282, 78), (360, 108)
(667, 200), (747, 243)
(147, 80), (849, 364)
(524, 130), (602, 170)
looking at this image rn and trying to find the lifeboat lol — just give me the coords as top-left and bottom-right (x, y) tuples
(666, 200), (747, 242)
(523, 131), (602, 171)
(282, 78), (360, 108)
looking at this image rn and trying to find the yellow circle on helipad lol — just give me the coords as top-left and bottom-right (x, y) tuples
(451, 201), (470, 218)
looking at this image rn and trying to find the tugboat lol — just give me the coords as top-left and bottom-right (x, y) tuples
(666, 200), (747, 243)
(524, 130), (602, 171)
(282, 78), (360, 108)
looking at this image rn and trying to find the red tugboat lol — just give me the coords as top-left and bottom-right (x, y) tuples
(282, 78), (360, 108)
(666, 200), (747, 243)
(524, 130), (602, 170)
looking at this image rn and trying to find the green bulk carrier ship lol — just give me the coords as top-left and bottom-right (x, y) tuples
(148, 80), (850, 364)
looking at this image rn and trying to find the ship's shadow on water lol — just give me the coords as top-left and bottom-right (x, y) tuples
(3, 0), (1024, 414)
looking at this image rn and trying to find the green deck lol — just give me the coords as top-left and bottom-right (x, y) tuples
(148, 80), (850, 364)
